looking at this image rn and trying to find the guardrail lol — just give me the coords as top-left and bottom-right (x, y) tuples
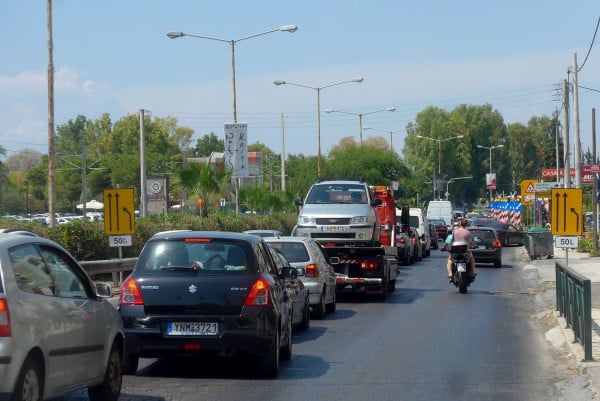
(80, 257), (137, 288)
(555, 260), (593, 361)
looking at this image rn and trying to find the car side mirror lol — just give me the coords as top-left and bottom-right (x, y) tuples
(294, 197), (304, 206)
(95, 282), (113, 298)
(295, 267), (306, 277)
(372, 198), (383, 207)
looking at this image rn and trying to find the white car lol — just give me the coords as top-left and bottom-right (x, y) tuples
(0, 232), (124, 401)
(264, 236), (336, 319)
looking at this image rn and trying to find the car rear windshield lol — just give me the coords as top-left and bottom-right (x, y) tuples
(136, 239), (253, 275)
(468, 229), (496, 241)
(266, 242), (310, 263)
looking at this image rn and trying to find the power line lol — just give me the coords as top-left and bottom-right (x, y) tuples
(578, 16), (600, 72)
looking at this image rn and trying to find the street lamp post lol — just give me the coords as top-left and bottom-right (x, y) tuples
(363, 126), (405, 152)
(445, 176), (473, 200)
(477, 144), (504, 200)
(325, 107), (396, 146)
(416, 134), (464, 199)
(273, 77), (363, 176)
(167, 24), (297, 213)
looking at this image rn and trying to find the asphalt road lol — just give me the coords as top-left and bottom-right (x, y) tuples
(60, 246), (585, 401)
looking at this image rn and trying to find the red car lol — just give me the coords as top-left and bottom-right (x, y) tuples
(429, 218), (448, 240)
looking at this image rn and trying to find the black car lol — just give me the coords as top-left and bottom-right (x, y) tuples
(467, 226), (502, 268)
(471, 219), (524, 247)
(119, 231), (295, 378)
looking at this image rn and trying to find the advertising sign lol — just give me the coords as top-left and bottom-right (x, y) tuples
(486, 173), (497, 190)
(542, 165), (600, 184)
(224, 123), (249, 177)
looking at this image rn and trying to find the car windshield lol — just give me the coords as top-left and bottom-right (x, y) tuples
(137, 239), (252, 274)
(305, 184), (366, 204)
(266, 242), (310, 263)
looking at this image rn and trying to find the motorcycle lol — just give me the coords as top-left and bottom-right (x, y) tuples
(444, 240), (476, 293)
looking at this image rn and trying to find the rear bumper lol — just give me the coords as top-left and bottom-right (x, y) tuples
(121, 307), (278, 358)
(335, 275), (384, 293)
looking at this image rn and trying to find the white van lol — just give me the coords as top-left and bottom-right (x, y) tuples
(409, 207), (430, 257)
(426, 200), (453, 228)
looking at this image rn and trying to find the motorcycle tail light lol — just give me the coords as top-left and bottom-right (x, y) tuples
(492, 240), (502, 249)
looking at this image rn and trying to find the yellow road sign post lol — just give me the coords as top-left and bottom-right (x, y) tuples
(103, 188), (136, 235)
(551, 188), (583, 236)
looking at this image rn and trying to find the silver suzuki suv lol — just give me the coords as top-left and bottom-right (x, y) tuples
(294, 179), (381, 246)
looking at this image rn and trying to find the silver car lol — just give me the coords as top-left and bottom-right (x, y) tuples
(0, 232), (124, 401)
(264, 237), (336, 319)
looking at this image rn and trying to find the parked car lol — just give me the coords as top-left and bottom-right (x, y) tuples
(266, 244), (310, 330)
(467, 226), (503, 268)
(243, 229), (282, 238)
(471, 219), (524, 247)
(429, 223), (439, 249)
(429, 218), (449, 240)
(0, 232), (124, 401)
(119, 231), (295, 378)
(264, 236), (336, 318)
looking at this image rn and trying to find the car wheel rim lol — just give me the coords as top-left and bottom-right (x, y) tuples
(22, 368), (40, 401)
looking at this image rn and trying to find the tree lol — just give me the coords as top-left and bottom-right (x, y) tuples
(5, 149), (42, 171)
(195, 133), (224, 157)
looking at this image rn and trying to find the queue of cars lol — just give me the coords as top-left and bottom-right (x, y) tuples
(0, 201), (525, 398)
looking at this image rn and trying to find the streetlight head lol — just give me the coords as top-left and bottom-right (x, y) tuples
(273, 80), (286, 86)
(167, 31), (184, 39)
(352, 77), (364, 83)
(476, 145), (484, 149)
(457, 135), (464, 138)
(385, 107), (396, 112)
(497, 144), (505, 148)
(279, 25), (298, 33)
(324, 109), (334, 113)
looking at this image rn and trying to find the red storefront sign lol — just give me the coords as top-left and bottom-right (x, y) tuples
(542, 165), (600, 184)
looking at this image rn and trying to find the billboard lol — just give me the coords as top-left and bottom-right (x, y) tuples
(486, 173), (497, 190)
(542, 165), (599, 184)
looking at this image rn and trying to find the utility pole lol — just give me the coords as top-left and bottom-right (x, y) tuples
(47, 0), (56, 226)
(139, 109), (147, 217)
(563, 79), (570, 188)
(593, 108), (597, 252)
(573, 53), (581, 188)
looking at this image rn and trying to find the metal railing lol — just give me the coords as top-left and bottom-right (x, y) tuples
(555, 260), (593, 361)
(80, 258), (137, 289)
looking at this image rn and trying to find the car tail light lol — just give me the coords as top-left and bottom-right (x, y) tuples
(120, 276), (144, 305)
(305, 263), (319, 277)
(492, 240), (502, 249)
(399, 237), (406, 245)
(244, 278), (271, 306)
(0, 298), (10, 337)
(360, 260), (377, 270)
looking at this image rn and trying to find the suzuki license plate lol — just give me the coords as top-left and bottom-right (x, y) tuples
(166, 322), (219, 336)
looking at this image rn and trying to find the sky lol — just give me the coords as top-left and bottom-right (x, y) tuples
(1, 1), (599, 163)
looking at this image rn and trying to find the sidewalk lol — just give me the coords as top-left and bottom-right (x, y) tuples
(527, 245), (600, 397)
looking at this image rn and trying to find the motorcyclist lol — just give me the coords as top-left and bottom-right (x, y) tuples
(446, 218), (476, 282)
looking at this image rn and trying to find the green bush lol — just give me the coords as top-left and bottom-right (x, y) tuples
(0, 213), (298, 261)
